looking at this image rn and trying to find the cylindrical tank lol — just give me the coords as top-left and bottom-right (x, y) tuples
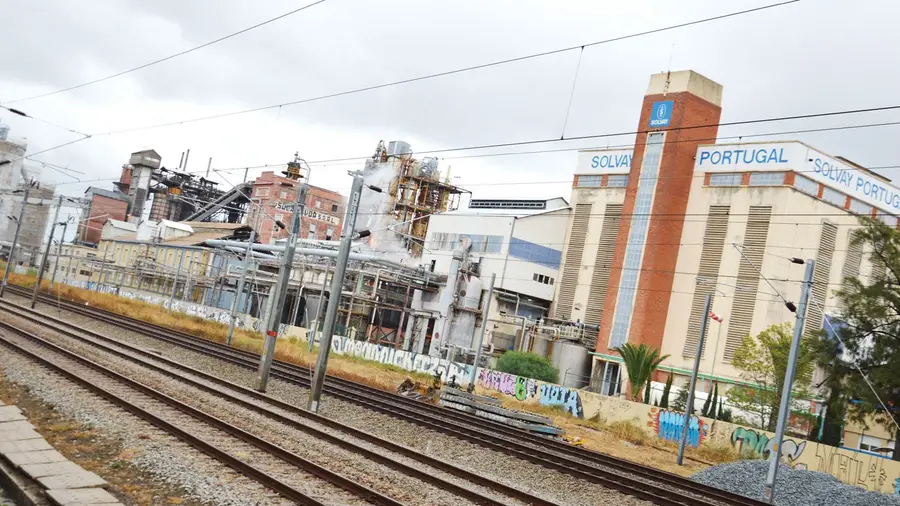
(550, 342), (591, 388)
(0, 125), (9, 141)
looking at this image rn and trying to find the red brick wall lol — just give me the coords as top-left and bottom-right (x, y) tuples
(596, 91), (722, 355)
(250, 172), (344, 244)
(79, 195), (128, 245)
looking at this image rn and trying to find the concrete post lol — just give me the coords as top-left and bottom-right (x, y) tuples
(1, 188), (29, 298)
(31, 195), (63, 308)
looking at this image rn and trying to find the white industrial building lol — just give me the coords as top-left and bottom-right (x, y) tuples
(421, 197), (570, 353)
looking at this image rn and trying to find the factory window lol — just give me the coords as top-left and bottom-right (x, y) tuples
(860, 435), (883, 453)
(315, 200), (321, 209)
(708, 173), (743, 186)
(749, 172), (785, 186)
(428, 232), (503, 253)
(793, 174), (819, 196)
(609, 132), (664, 348)
(849, 199), (873, 216)
(606, 175), (628, 188)
(309, 223), (316, 233)
(256, 188), (270, 197)
(878, 213), (898, 228)
(822, 186), (845, 208)
(577, 175), (602, 188)
(280, 190), (287, 199)
(509, 237), (562, 269)
(326, 227), (334, 240)
(532, 273), (554, 285)
(80, 270), (91, 276)
(331, 204), (339, 212)
(307, 231), (316, 240)
(274, 213), (284, 223)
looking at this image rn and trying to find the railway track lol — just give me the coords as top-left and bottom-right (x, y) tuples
(0, 298), (555, 506)
(5, 287), (768, 506)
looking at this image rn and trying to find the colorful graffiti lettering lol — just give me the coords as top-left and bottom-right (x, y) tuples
(330, 335), (473, 382)
(477, 370), (537, 402)
(652, 409), (708, 448)
(814, 442), (889, 491)
(894, 477), (900, 495)
(539, 384), (583, 418)
(730, 427), (806, 469)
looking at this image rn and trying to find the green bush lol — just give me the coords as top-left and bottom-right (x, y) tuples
(495, 351), (559, 383)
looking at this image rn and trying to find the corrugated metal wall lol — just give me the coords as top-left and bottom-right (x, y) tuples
(555, 203), (592, 319)
(724, 206), (772, 360)
(582, 204), (623, 347)
(805, 222), (837, 339)
(683, 206), (730, 357)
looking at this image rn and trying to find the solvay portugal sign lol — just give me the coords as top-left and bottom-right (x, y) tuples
(649, 100), (673, 128)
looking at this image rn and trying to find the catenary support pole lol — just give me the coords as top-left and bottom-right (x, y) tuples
(95, 243), (111, 292)
(256, 182), (309, 391)
(168, 249), (185, 309)
(50, 220), (68, 290)
(31, 195), (63, 308)
(227, 230), (255, 345)
(310, 261), (331, 351)
(764, 259), (815, 503)
(1, 188), (29, 298)
(467, 273), (495, 392)
(308, 174), (365, 412)
(677, 293), (712, 465)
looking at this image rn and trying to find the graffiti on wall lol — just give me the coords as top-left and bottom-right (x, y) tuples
(476, 370), (584, 417)
(814, 442), (891, 491)
(331, 335), (473, 383)
(731, 427), (807, 469)
(650, 408), (708, 448)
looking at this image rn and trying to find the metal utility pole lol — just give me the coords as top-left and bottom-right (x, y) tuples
(308, 174), (366, 411)
(31, 195), (63, 308)
(467, 273), (496, 392)
(168, 249), (186, 308)
(1, 188), (29, 298)
(255, 179), (309, 391)
(309, 261), (331, 352)
(677, 293), (712, 465)
(764, 259), (814, 503)
(95, 244), (112, 292)
(227, 230), (256, 345)
(50, 219), (69, 290)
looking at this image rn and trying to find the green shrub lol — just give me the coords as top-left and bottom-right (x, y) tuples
(495, 351), (559, 383)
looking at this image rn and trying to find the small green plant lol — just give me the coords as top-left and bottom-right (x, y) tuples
(616, 343), (669, 402)
(659, 374), (673, 409)
(495, 351), (559, 383)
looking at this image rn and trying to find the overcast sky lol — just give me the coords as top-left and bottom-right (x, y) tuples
(2, 0), (899, 234)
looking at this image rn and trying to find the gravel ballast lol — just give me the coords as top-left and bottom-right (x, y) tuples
(3, 295), (658, 506)
(692, 460), (900, 506)
(0, 347), (289, 506)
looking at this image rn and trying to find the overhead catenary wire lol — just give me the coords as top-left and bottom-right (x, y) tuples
(2, 0), (330, 104)
(77, 1), (798, 137)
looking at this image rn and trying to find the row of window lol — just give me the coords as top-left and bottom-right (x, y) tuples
(576, 174), (628, 188)
(708, 171), (900, 227)
(428, 232), (504, 253)
(533, 273), (555, 285)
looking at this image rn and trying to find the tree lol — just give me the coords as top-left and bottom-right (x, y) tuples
(496, 351), (558, 383)
(703, 382), (719, 418)
(659, 374), (673, 409)
(823, 217), (900, 461)
(616, 343), (669, 402)
(672, 388), (689, 413)
(727, 323), (816, 431)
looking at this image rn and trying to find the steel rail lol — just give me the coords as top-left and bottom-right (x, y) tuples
(0, 319), (404, 506)
(0, 299), (554, 506)
(14, 287), (767, 506)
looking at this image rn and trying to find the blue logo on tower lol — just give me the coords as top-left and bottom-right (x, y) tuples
(649, 100), (673, 128)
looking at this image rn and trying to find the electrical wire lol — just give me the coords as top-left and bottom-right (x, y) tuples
(82, 1), (797, 136)
(3, 0), (330, 104)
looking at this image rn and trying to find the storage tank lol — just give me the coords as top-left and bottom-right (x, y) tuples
(550, 342), (592, 388)
(0, 125), (9, 141)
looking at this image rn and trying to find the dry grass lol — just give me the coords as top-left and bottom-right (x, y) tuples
(4, 271), (433, 393)
(692, 441), (741, 464)
(606, 419), (650, 446)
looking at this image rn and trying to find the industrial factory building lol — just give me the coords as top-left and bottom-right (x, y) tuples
(553, 70), (891, 394)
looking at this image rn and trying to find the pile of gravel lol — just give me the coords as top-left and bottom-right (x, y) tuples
(692, 460), (900, 506)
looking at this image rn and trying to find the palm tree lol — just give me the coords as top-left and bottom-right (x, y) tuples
(616, 343), (670, 402)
